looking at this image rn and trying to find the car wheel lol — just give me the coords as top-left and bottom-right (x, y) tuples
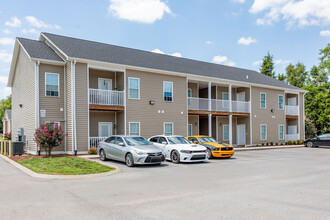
(171, 150), (180, 164)
(206, 149), (213, 159)
(99, 149), (107, 161)
(125, 153), (135, 167)
(306, 141), (314, 148)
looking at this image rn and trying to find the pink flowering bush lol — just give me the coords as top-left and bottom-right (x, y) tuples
(34, 123), (67, 157)
(3, 131), (11, 140)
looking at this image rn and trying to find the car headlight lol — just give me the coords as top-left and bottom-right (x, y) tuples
(180, 150), (192, 154)
(134, 150), (148, 155)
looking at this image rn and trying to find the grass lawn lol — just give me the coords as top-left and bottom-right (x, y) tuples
(18, 157), (114, 175)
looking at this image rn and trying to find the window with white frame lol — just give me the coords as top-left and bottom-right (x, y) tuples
(164, 122), (173, 135)
(129, 122), (140, 136)
(128, 77), (140, 99)
(45, 73), (59, 97)
(278, 125), (284, 140)
(222, 92), (229, 109)
(223, 125), (229, 141)
(187, 89), (192, 97)
(260, 93), (266, 109)
(164, 82), (173, 101)
(188, 124), (192, 136)
(260, 124), (267, 140)
(278, 95), (284, 110)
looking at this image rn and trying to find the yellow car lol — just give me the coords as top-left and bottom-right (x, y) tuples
(186, 135), (234, 159)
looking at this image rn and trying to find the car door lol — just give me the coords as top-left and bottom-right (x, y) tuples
(111, 137), (126, 161)
(157, 137), (170, 158)
(325, 134), (330, 147)
(103, 137), (116, 159)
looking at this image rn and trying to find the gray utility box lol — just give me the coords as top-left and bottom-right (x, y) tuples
(11, 142), (24, 156)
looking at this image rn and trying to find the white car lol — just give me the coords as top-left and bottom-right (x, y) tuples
(148, 135), (208, 163)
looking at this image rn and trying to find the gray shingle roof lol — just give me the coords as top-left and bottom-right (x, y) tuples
(42, 32), (303, 91)
(3, 110), (11, 121)
(17, 38), (64, 62)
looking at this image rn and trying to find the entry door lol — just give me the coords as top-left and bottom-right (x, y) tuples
(237, 124), (246, 146)
(288, 125), (297, 134)
(98, 78), (112, 90)
(288, 97), (296, 106)
(236, 92), (246, 112)
(98, 122), (113, 137)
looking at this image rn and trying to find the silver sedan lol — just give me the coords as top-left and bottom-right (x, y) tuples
(97, 135), (165, 167)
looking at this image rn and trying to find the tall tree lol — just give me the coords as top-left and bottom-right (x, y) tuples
(260, 52), (275, 78)
(0, 96), (12, 134)
(277, 73), (286, 82)
(285, 62), (308, 88)
(318, 43), (330, 83)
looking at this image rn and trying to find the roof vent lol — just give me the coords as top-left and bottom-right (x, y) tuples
(246, 75), (249, 79)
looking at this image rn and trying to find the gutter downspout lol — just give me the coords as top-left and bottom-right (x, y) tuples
(35, 60), (40, 155)
(73, 60), (77, 155)
(71, 60), (77, 155)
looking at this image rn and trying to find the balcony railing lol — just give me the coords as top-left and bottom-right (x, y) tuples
(285, 134), (299, 142)
(188, 97), (250, 113)
(89, 137), (107, 149)
(285, 105), (298, 116)
(89, 89), (124, 106)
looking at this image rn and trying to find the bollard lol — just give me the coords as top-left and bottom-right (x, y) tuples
(0, 140), (3, 154)
(4, 141), (7, 156)
(8, 140), (12, 157)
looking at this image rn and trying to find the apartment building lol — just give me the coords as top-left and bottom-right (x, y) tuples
(7, 33), (306, 155)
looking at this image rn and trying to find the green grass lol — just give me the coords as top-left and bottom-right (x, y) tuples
(18, 157), (114, 175)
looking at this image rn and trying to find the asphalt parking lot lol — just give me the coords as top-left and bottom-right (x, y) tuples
(1, 147), (330, 220)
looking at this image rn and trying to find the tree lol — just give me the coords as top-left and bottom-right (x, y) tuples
(285, 62), (308, 88)
(318, 43), (330, 83)
(277, 73), (286, 82)
(260, 52), (276, 78)
(0, 96), (12, 134)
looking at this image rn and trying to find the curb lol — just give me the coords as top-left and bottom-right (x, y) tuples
(235, 145), (304, 151)
(0, 154), (121, 180)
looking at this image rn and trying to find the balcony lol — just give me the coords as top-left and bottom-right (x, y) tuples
(89, 89), (124, 111)
(285, 105), (298, 116)
(188, 97), (250, 114)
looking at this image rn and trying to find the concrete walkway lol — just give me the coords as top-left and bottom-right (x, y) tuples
(235, 145), (304, 151)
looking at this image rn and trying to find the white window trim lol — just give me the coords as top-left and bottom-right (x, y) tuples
(98, 78), (112, 90)
(128, 77), (140, 100)
(129, 122), (140, 136)
(164, 122), (174, 135)
(260, 124), (267, 140)
(223, 124), (229, 141)
(45, 72), (60, 97)
(260, 92), (266, 109)
(278, 125), (284, 140)
(222, 92), (229, 100)
(188, 88), (192, 97)
(188, 124), (192, 136)
(278, 94), (284, 110)
(163, 81), (173, 102)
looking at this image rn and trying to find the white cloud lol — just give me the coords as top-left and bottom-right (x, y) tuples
(25, 16), (61, 29)
(0, 76), (8, 84)
(0, 38), (15, 46)
(232, 0), (245, 3)
(21, 28), (39, 35)
(320, 30), (330, 37)
(252, 60), (262, 66)
(274, 59), (291, 66)
(0, 50), (12, 63)
(108, 0), (171, 24)
(238, 37), (257, 45)
(250, 0), (330, 27)
(0, 86), (11, 99)
(151, 48), (165, 54)
(170, 52), (182, 57)
(3, 29), (11, 34)
(151, 48), (182, 57)
(206, 40), (215, 45)
(5, 17), (21, 27)
(212, 55), (236, 66)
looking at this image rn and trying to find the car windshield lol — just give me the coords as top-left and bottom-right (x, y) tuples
(168, 137), (190, 145)
(199, 137), (218, 144)
(124, 137), (152, 146)
(318, 134), (329, 139)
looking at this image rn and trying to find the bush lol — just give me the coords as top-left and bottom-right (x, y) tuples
(270, 142), (273, 146)
(266, 142), (269, 146)
(287, 141), (293, 145)
(298, 140), (304, 144)
(242, 144), (246, 148)
(88, 147), (97, 155)
(3, 131), (11, 140)
(261, 143), (264, 146)
(275, 143), (278, 146)
(281, 143), (284, 145)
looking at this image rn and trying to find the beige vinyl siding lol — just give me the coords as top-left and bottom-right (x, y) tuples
(188, 115), (199, 135)
(236, 87), (250, 101)
(299, 92), (304, 140)
(66, 62), (73, 152)
(126, 69), (187, 138)
(75, 63), (89, 152)
(251, 86), (285, 144)
(12, 48), (36, 152)
(217, 86), (228, 100)
(188, 83), (198, 97)
(117, 111), (125, 135)
(39, 63), (65, 151)
(89, 112), (115, 137)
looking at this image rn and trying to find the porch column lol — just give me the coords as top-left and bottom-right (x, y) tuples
(208, 82), (212, 111)
(229, 115), (233, 145)
(229, 84), (232, 112)
(208, 114), (212, 137)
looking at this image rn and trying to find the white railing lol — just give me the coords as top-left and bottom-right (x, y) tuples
(89, 89), (124, 106)
(89, 137), (107, 149)
(188, 97), (250, 113)
(285, 134), (299, 142)
(285, 105), (298, 116)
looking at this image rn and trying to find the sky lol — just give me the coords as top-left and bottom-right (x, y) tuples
(0, 0), (329, 99)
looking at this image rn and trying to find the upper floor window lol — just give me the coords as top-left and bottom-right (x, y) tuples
(128, 77), (140, 99)
(278, 95), (284, 110)
(45, 73), (59, 97)
(187, 88), (192, 97)
(164, 81), (173, 102)
(260, 93), (266, 109)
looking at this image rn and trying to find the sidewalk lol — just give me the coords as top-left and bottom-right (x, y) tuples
(235, 145), (304, 151)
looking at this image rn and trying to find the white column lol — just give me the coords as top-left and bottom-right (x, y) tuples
(229, 84), (232, 112)
(208, 113), (212, 137)
(208, 82), (212, 111)
(229, 115), (233, 145)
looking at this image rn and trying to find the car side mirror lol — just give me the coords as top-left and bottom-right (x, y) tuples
(193, 141), (199, 144)
(162, 141), (167, 145)
(118, 142), (125, 147)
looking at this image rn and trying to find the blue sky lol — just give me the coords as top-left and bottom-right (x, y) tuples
(0, 0), (329, 99)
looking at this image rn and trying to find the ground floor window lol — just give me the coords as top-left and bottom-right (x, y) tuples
(278, 125), (284, 140)
(164, 122), (173, 135)
(260, 124), (267, 140)
(129, 122), (140, 136)
(188, 124), (192, 136)
(223, 125), (229, 141)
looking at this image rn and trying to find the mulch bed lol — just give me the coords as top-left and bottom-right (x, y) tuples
(9, 154), (74, 162)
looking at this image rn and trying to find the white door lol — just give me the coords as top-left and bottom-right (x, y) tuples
(98, 78), (112, 90)
(237, 124), (246, 145)
(288, 125), (297, 134)
(236, 92), (245, 101)
(236, 92), (246, 112)
(288, 97), (296, 106)
(98, 122), (113, 137)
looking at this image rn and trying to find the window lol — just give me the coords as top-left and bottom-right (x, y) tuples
(149, 137), (158, 143)
(163, 81), (173, 101)
(223, 125), (229, 141)
(129, 122), (140, 136)
(222, 92), (229, 109)
(260, 124), (267, 140)
(260, 93), (266, 109)
(279, 125), (284, 140)
(187, 89), (192, 97)
(278, 95), (284, 110)
(158, 137), (167, 144)
(105, 137), (115, 143)
(45, 73), (59, 97)
(98, 78), (112, 90)
(188, 137), (198, 143)
(53, 122), (60, 129)
(128, 77), (140, 99)
(188, 124), (192, 136)
(115, 137), (124, 145)
(164, 122), (173, 135)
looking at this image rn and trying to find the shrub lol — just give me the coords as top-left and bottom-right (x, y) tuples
(281, 143), (284, 145)
(261, 143), (264, 146)
(266, 142), (269, 146)
(242, 144), (246, 148)
(275, 143), (278, 146)
(298, 140), (304, 145)
(270, 142), (273, 146)
(287, 141), (292, 145)
(88, 147), (97, 155)
(3, 131), (11, 140)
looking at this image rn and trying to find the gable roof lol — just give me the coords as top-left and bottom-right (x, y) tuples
(2, 110), (11, 121)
